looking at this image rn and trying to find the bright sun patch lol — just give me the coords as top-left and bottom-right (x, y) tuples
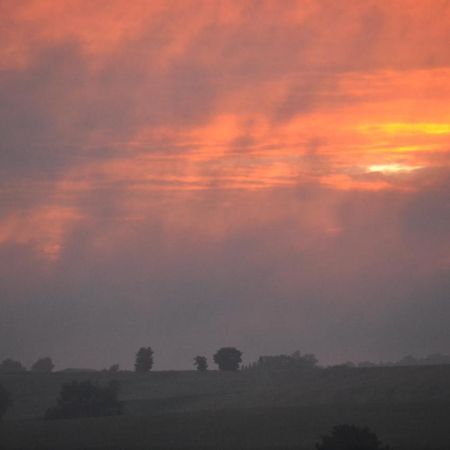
(360, 123), (450, 135)
(367, 163), (422, 174)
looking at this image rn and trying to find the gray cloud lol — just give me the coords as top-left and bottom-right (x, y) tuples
(1, 1), (450, 370)
(1, 178), (449, 369)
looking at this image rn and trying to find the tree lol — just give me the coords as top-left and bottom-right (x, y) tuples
(45, 380), (122, 419)
(0, 358), (26, 373)
(249, 351), (318, 371)
(31, 357), (54, 373)
(134, 347), (154, 373)
(316, 424), (392, 450)
(0, 384), (12, 420)
(108, 364), (120, 373)
(213, 347), (242, 371)
(194, 356), (208, 372)
(290, 350), (318, 369)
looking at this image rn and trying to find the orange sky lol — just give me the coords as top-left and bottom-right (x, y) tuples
(1, 1), (450, 368)
(1, 0), (449, 261)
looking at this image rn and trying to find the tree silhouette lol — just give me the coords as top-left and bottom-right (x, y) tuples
(213, 347), (242, 371)
(291, 350), (318, 368)
(252, 350), (318, 370)
(108, 364), (120, 373)
(134, 347), (154, 373)
(194, 356), (208, 371)
(316, 424), (392, 450)
(31, 357), (54, 373)
(45, 380), (122, 419)
(0, 358), (26, 373)
(0, 384), (12, 420)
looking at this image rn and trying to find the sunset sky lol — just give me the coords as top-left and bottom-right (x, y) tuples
(1, 0), (450, 370)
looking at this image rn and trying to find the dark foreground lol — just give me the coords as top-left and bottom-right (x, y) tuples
(2, 403), (450, 450)
(2, 365), (450, 449)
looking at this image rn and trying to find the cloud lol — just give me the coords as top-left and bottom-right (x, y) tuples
(1, 176), (449, 368)
(0, 0), (449, 368)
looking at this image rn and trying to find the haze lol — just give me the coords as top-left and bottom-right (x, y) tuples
(1, 0), (449, 370)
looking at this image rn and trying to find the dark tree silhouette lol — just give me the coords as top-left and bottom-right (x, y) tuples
(108, 364), (120, 373)
(0, 384), (12, 420)
(213, 347), (242, 371)
(250, 350), (318, 371)
(194, 356), (208, 371)
(31, 357), (54, 373)
(316, 424), (392, 450)
(45, 380), (122, 419)
(0, 358), (26, 373)
(134, 347), (154, 373)
(291, 350), (318, 368)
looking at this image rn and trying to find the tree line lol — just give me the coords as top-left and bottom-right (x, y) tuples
(134, 346), (243, 372)
(0, 357), (54, 373)
(0, 347), (244, 374)
(0, 346), (243, 421)
(3, 350), (450, 374)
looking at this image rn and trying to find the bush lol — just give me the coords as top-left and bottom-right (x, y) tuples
(108, 364), (120, 373)
(316, 424), (392, 450)
(250, 350), (318, 371)
(45, 380), (123, 419)
(0, 384), (12, 420)
(0, 358), (26, 373)
(31, 357), (54, 373)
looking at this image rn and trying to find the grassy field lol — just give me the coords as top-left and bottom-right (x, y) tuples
(1, 365), (450, 449)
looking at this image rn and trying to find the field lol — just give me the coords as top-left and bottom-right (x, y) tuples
(1, 365), (450, 449)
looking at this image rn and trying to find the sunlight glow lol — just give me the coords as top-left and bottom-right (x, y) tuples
(360, 123), (450, 135)
(367, 164), (422, 174)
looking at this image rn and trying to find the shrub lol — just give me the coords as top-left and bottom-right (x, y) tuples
(251, 350), (318, 371)
(45, 380), (122, 419)
(0, 358), (26, 373)
(316, 424), (392, 450)
(108, 364), (120, 373)
(31, 357), (54, 373)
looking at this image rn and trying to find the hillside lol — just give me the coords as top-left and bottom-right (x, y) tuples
(1, 364), (450, 419)
(1, 365), (450, 449)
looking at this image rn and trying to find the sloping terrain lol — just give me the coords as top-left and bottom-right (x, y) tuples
(1, 366), (450, 449)
(2, 365), (450, 419)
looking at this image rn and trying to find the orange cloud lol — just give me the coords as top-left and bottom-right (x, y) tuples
(0, 205), (83, 260)
(1, 1), (450, 261)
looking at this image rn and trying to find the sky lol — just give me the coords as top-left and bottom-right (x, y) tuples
(1, 0), (450, 370)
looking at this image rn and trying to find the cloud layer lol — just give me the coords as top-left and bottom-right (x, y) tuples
(0, 0), (449, 369)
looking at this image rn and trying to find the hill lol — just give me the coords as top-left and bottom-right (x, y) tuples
(1, 365), (450, 449)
